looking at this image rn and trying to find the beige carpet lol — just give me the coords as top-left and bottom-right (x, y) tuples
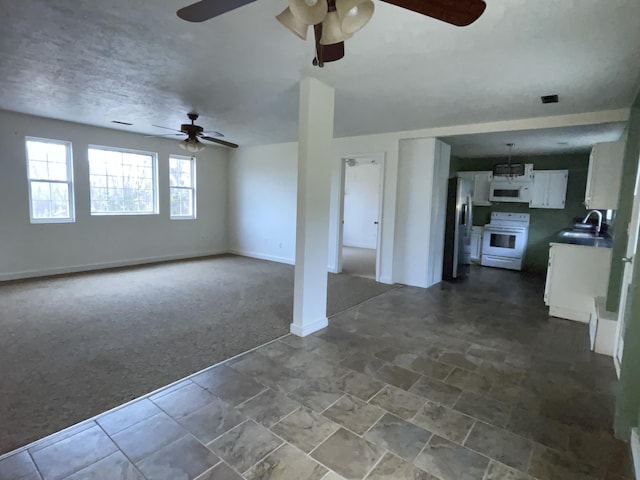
(0, 254), (395, 454)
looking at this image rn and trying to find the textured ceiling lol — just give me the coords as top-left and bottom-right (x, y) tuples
(0, 0), (639, 146)
(443, 122), (628, 158)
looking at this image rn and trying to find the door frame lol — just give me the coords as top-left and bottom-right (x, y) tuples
(614, 153), (640, 377)
(334, 152), (386, 282)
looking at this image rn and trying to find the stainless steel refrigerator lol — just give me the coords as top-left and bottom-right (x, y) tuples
(443, 176), (473, 280)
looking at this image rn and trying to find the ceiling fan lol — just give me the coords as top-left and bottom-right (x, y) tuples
(176, 0), (486, 67)
(150, 112), (239, 150)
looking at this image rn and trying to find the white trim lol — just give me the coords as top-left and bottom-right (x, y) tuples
(379, 275), (393, 285)
(87, 144), (159, 216)
(227, 249), (295, 265)
(335, 152), (386, 282)
(549, 305), (591, 323)
(632, 428), (640, 480)
(25, 137), (75, 224)
(614, 354), (621, 379)
(169, 154), (197, 220)
(290, 316), (329, 337)
(388, 108), (630, 141)
(0, 250), (228, 282)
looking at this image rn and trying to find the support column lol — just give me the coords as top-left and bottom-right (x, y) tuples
(291, 77), (335, 337)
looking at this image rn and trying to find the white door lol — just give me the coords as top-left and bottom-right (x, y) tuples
(615, 156), (640, 371)
(343, 161), (381, 249)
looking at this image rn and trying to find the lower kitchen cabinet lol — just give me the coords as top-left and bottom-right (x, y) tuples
(470, 226), (483, 263)
(544, 242), (612, 322)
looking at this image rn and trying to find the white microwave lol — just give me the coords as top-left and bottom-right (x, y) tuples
(489, 181), (531, 203)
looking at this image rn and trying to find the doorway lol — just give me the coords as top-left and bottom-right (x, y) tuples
(339, 155), (383, 280)
(614, 151), (640, 375)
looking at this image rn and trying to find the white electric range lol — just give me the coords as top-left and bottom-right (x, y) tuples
(481, 212), (530, 271)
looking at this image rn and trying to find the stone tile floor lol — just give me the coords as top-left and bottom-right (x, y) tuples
(0, 266), (633, 480)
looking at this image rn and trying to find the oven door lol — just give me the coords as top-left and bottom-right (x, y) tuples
(489, 182), (531, 203)
(482, 226), (527, 258)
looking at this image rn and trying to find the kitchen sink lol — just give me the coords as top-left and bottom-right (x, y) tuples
(556, 229), (613, 248)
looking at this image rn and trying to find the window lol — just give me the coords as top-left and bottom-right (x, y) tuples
(88, 146), (157, 215)
(25, 137), (74, 223)
(170, 155), (196, 219)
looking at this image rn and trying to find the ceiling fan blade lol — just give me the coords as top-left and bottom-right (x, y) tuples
(380, 0), (486, 26)
(201, 136), (239, 148)
(199, 131), (224, 138)
(152, 124), (183, 132)
(177, 0), (258, 22)
(145, 133), (184, 137)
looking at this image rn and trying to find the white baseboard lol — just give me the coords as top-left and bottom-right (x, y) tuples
(549, 305), (591, 323)
(632, 428), (640, 480)
(0, 250), (228, 282)
(290, 317), (329, 337)
(227, 249), (295, 265)
(379, 275), (393, 285)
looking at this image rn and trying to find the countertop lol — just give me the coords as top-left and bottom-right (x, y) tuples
(551, 233), (613, 249)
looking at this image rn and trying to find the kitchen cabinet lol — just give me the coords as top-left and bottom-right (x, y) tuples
(470, 226), (483, 263)
(530, 170), (568, 209)
(584, 141), (626, 210)
(457, 171), (492, 206)
(544, 242), (612, 323)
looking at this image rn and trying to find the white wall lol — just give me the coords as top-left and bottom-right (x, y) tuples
(343, 161), (380, 249)
(394, 139), (451, 288)
(227, 108), (628, 286)
(227, 143), (298, 264)
(0, 110), (229, 280)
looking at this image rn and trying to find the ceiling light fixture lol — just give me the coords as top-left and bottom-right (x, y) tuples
(276, 0), (373, 66)
(179, 0), (487, 67)
(180, 138), (206, 153)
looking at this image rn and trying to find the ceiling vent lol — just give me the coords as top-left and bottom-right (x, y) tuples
(541, 94), (559, 104)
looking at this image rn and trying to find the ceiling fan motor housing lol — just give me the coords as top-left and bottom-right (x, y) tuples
(181, 123), (204, 138)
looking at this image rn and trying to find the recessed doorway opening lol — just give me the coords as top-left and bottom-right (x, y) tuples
(338, 155), (384, 281)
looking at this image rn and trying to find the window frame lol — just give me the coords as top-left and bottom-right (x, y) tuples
(88, 144), (159, 216)
(169, 155), (197, 220)
(25, 136), (75, 224)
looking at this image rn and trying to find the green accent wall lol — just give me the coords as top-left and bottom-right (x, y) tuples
(453, 154), (590, 273)
(614, 102), (640, 440)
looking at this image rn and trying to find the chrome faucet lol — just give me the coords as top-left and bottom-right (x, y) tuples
(583, 210), (603, 234)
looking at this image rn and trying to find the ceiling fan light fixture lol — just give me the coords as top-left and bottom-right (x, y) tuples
(335, 0), (374, 34)
(276, 7), (309, 40)
(180, 138), (206, 153)
(289, 0), (328, 25)
(320, 11), (351, 45)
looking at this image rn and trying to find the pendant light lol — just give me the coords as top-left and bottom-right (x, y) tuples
(320, 11), (351, 45)
(180, 138), (205, 153)
(335, 0), (374, 34)
(288, 0), (328, 25)
(276, 7), (309, 39)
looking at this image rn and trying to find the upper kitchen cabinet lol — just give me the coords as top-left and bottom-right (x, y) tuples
(457, 171), (493, 206)
(584, 141), (626, 210)
(530, 170), (568, 209)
